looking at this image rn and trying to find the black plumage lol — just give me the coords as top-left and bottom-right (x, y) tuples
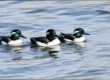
(61, 33), (75, 41)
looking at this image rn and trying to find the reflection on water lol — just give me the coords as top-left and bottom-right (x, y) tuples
(12, 45), (61, 61)
(48, 45), (61, 58)
(8, 46), (23, 53)
(74, 42), (86, 49)
(68, 42), (86, 49)
(0, 1), (110, 79)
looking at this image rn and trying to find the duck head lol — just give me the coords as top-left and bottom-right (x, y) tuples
(74, 28), (90, 35)
(11, 29), (26, 40)
(73, 31), (82, 38)
(46, 29), (57, 41)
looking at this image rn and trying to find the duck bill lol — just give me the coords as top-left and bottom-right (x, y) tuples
(20, 34), (27, 38)
(84, 32), (90, 35)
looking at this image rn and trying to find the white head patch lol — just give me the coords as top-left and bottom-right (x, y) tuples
(74, 31), (79, 34)
(11, 32), (16, 35)
(46, 32), (50, 35)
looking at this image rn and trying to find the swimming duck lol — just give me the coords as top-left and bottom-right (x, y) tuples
(0, 29), (26, 46)
(30, 29), (64, 47)
(61, 28), (90, 43)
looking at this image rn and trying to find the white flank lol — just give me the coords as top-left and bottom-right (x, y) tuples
(74, 36), (85, 43)
(47, 38), (60, 46)
(36, 41), (47, 47)
(1, 41), (7, 45)
(36, 38), (60, 47)
(8, 39), (23, 46)
(65, 38), (73, 42)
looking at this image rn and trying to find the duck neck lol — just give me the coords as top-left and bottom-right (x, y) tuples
(46, 35), (57, 41)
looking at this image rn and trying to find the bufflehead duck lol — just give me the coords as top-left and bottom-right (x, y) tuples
(0, 29), (26, 46)
(30, 29), (64, 47)
(61, 28), (90, 43)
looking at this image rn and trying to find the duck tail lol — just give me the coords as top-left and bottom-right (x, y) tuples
(30, 37), (36, 44)
(0, 36), (2, 44)
(60, 32), (65, 36)
(57, 33), (65, 43)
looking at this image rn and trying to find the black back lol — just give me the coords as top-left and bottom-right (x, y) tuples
(30, 37), (49, 44)
(0, 36), (11, 43)
(61, 33), (75, 41)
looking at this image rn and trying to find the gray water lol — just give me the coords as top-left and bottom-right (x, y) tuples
(0, 1), (110, 79)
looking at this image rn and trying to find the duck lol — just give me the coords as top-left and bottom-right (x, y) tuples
(0, 29), (26, 46)
(60, 28), (90, 43)
(30, 29), (64, 47)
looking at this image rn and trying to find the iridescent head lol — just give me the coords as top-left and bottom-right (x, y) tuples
(74, 28), (90, 35)
(11, 29), (26, 40)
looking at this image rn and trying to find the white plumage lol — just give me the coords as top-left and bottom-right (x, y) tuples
(36, 38), (60, 47)
(8, 39), (23, 46)
(73, 36), (85, 43)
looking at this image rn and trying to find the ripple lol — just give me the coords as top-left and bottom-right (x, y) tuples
(26, 9), (47, 14)
(95, 10), (110, 15)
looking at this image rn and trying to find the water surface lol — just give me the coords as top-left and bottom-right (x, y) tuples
(0, 1), (110, 79)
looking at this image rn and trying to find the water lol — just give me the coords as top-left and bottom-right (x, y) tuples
(0, 1), (110, 79)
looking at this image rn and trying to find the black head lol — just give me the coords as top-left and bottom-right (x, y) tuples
(74, 28), (90, 35)
(46, 29), (57, 41)
(11, 29), (26, 39)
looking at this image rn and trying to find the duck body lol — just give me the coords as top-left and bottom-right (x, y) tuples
(0, 29), (26, 46)
(60, 33), (75, 42)
(60, 28), (90, 43)
(73, 36), (85, 43)
(61, 33), (86, 43)
(30, 37), (60, 47)
(8, 39), (23, 46)
(0, 36), (24, 46)
(30, 29), (61, 47)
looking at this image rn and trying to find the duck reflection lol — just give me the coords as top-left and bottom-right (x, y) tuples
(30, 44), (51, 52)
(7, 46), (24, 61)
(33, 45), (61, 59)
(11, 45), (61, 61)
(11, 46), (61, 62)
(68, 42), (86, 49)
(74, 42), (86, 49)
(67, 42), (86, 55)
(31, 45), (61, 58)
(8, 46), (23, 53)
(74, 42), (86, 55)
(48, 45), (61, 58)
